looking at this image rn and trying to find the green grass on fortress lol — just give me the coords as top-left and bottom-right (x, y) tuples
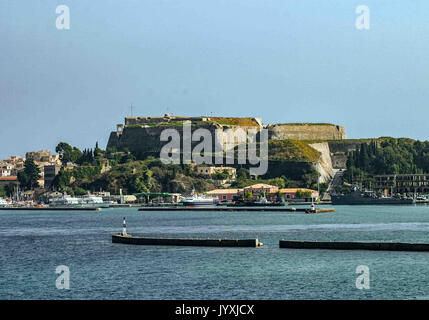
(126, 120), (215, 128)
(302, 137), (421, 144)
(274, 123), (339, 126)
(125, 117), (260, 128)
(268, 140), (321, 162)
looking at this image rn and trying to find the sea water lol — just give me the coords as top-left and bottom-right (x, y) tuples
(1, 205), (429, 299)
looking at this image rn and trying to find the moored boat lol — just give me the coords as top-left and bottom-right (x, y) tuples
(49, 195), (81, 208)
(229, 193), (287, 207)
(181, 190), (217, 207)
(49, 195), (110, 208)
(331, 188), (415, 205)
(80, 195), (110, 208)
(0, 198), (8, 207)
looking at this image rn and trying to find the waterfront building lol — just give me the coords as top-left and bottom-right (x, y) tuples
(0, 176), (18, 188)
(243, 183), (279, 195)
(279, 188), (319, 201)
(206, 188), (242, 202)
(374, 174), (429, 194)
(206, 183), (319, 202)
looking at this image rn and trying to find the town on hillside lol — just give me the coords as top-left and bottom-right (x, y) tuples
(0, 147), (319, 207)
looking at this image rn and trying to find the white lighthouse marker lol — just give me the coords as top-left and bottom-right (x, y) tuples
(122, 217), (127, 235)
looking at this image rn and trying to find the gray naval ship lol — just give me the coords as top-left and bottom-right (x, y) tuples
(331, 187), (415, 205)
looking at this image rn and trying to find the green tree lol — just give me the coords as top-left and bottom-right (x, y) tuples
(94, 141), (104, 157)
(244, 191), (253, 199)
(126, 169), (153, 194)
(344, 138), (429, 186)
(268, 177), (286, 188)
(295, 189), (312, 199)
(17, 159), (40, 190)
(120, 153), (136, 164)
(56, 142), (82, 165)
(74, 187), (88, 196)
(211, 170), (230, 180)
(237, 168), (249, 179)
(76, 148), (94, 165)
(319, 182), (328, 197)
(4, 184), (15, 197)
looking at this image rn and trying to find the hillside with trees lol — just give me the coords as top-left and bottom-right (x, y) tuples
(46, 137), (327, 195)
(344, 137), (429, 188)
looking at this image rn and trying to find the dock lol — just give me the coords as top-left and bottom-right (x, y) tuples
(279, 240), (429, 252)
(0, 207), (101, 211)
(138, 206), (335, 213)
(305, 208), (336, 214)
(112, 234), (263, 247)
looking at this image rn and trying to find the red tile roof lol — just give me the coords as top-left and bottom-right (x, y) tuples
(0, 176), (17, 181)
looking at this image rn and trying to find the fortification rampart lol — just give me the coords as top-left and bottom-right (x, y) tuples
(107, 119), (261, 160)
(106, 115), (348, 178)
(268, 124), (346, 141)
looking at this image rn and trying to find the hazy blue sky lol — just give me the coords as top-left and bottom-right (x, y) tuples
(1, 0), (429, 159)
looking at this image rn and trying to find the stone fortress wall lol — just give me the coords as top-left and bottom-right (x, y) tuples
(110, 115), (345, 146)
(268, 123), (346, 141)
(108, 114), (264, 158)
(107, 114), (355, 180)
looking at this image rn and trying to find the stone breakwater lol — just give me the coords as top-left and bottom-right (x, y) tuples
(279, 240), (429, 252)
(112, 234), (263, 247)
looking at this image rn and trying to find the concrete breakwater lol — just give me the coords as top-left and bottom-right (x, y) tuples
(112, 234), (262, 247)
(279, 240), (429, 252)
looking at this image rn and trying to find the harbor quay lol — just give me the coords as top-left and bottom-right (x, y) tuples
(111, 217), (263, 247)
(279, 240), (429, 252)
(112, 234), (263, 247)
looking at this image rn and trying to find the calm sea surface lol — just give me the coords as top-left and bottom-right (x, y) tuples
(2, 205), (429, 299)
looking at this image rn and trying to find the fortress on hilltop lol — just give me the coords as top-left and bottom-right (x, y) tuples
(107, 114), (346, 154)
(106, 114), (349, 181)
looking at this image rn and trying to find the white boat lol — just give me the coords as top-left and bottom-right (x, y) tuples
(80, 195), (110, 208)
(49, 196), (81, 208)
(256, 194), (272, 205)
(181, 190), (217, 207)
(49, 195), (110, 208)
(0, 198), (8, 207)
